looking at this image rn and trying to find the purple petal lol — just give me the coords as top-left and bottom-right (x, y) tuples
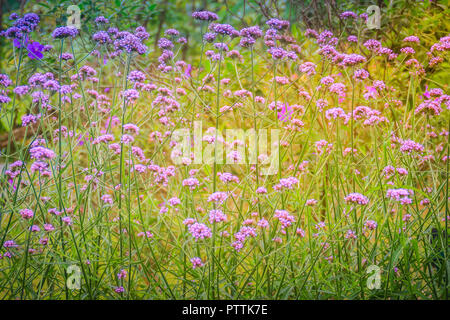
(13, 38), (21, 48)
(185, 64), (192, 78)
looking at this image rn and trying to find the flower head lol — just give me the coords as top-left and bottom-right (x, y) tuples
(52, 26), (79, 39)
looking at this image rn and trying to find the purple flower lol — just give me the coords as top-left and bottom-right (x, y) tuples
(60, 52), (73, 61)
(13, 35), (27, 48)
(9, 13), (19, 20)
(0, 74), (13, 87)
(92, 31), (111, 44)
(158, 38), (174, 49)
(13, 85), (30, 95)
(23, 13), (40, 25)
(386, 189), (414, 205)
(108, 27), (118, 36)
(278, 103), (293, 122)
(114, 32), (147, 54)
(348, 35), (358, 43)
(340, 53), (366, 67)
(274, 210), (295, 229)
(135, 26), (149, 41)
(364, 39), (382, 53)
(0, 95), (11, 104)
(95, 16), (109, 24)
(210, 23), (238, 37)
(192, 11), (218, 21)
(213, 42), (228, 51)
(340, 11), (358, 19)
(203, 32), (217, 43)
(12, 36), (43, 59)
(51, 26), (79, 39)
(184, 64), (192, 78)
(29, 146), (56, 160)
(165, 29), (180, 37)
(4, 13), (40, 40)
(189, 223), (212, 240)
(3, 240), (18, 248)
(403, 36), (420, 44)
(21, 114), (41, 126)
(127, 70), (146, 82)
(240, 37), (256, 47)
(27, 40), (44, 59)
(190, 257), (204, 269)
(344, 193), (369, 205)
(5, 27), (23, 40)
(240, 26), (263, 39)
(267, 47), (287, 60)
(266, 18), (290, 30)
(158, 50), (174, 63)
(353, 68), (369, 81)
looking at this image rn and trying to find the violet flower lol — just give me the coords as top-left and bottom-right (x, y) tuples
(13, 36), (44, 60)
(278, 103), (293, 122)
(184, 64), (192, 78)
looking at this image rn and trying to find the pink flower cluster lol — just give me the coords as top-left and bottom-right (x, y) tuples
(386, 189), (414, 205)
(344, 193), (369, 205)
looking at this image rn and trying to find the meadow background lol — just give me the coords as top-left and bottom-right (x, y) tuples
(0, 0), (449, 299)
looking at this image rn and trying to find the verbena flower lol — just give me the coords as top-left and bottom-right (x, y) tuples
(188, 223), (212, 240)
(52, 26), (79, 39)
(266, 18), (290, 30)
(192, 10), (218, 21)
(344, 193), (369, 205)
